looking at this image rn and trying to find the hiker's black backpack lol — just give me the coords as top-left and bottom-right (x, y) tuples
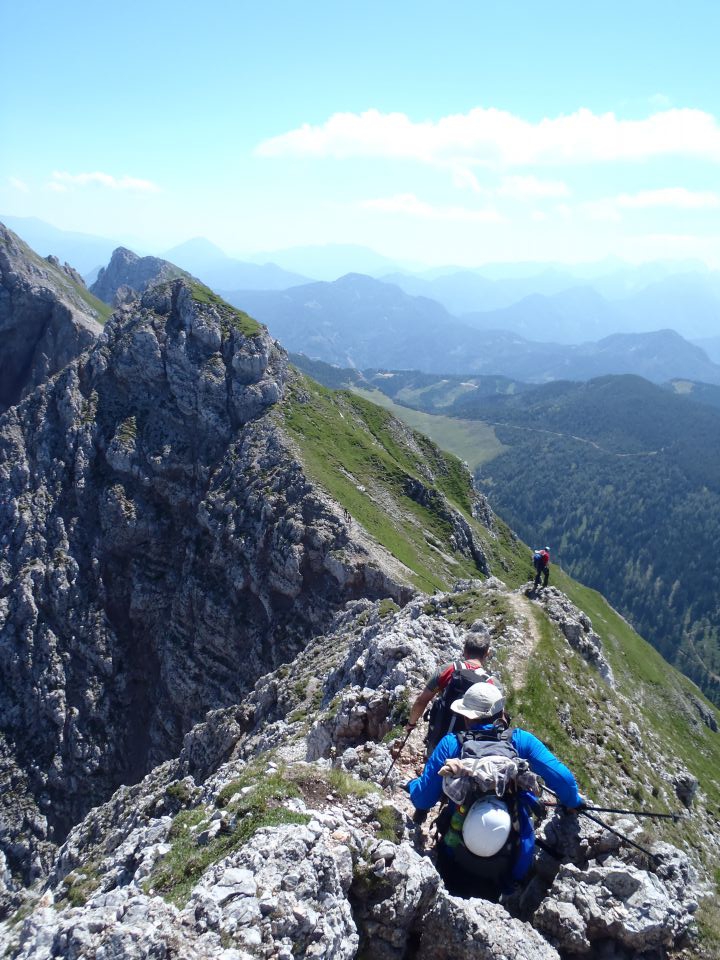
(440, 726), (520, 882)
(425, 661), (492, 756)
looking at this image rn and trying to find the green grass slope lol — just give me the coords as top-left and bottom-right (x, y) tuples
(281, 372), (508, 593)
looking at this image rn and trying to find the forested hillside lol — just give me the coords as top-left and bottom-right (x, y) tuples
(462, 375), (720, 703)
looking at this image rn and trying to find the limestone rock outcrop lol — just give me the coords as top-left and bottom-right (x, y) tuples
(90, 247), (188, 307)
(0, 279), (417, 886)
(0, 223), (104, 412)
(0, 586), (705, 959)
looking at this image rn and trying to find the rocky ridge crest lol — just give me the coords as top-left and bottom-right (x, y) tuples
(0, 224), (105, 412)
(90, 247), (189, 307)
(0, 580), (710, 959)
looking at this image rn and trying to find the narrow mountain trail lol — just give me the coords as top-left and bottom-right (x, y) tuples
(503, 588), (544, 689)
(485, 420), (664, 458)
(388, 583), (544, 842)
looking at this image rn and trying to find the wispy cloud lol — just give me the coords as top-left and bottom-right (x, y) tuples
(615, 188), (720, 209)
(451, 170), (569, 199)
(48, 171), (160, 192)
(9, 177), (30, 193)
(361, 193), (504, 223)
(497, 175), (570, 199)
(256, 107), (720, 168)
(583, 187), (720, 221)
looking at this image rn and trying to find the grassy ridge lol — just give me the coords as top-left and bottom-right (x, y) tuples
(351, 386), (507, 470)
(282, 374), (495, 592)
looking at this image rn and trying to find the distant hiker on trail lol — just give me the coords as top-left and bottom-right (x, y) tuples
(405, 682), (585, 902)
(404, 635), (499, 759)
(343, 506), (351, 522)
(532, 547), (550, 590)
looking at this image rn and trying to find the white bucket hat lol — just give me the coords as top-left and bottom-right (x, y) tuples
(450, 682), (505, 720)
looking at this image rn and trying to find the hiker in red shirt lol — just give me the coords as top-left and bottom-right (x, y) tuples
(532, 547), (550, 591)
(405, 635), (499, 758)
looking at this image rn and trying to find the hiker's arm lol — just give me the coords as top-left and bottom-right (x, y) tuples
(406, 687), (435, 729)
(406, 734), (457, 810)
(514, 730), (584, 808)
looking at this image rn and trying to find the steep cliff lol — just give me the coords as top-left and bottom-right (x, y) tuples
(0, 224), (108, 412)
(0, 277), (494, 900)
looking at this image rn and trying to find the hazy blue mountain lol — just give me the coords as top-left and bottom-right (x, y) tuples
(587, 260), (711, 299)
(617, 273), (720, 339)
(456, 272), (720, 343)
(162, 237), (310, 291)
(381, 268), (583, 315)
(461, 285), (615, 342)
(225, 274), (720, 383)
(0, 215), (127, 276)
(242, 243), (414, 280)
(224, 274), (493, 371)
(694, 336), (720, 364)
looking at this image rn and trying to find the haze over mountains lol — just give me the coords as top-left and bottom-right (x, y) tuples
(4, 215), (719, 352)
(227, 276), (720, 384)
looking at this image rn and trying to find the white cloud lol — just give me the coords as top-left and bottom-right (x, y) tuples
(615, 188), (720, 209)
(450, 170), (569, 199)
(361, 193), (504, 223)
(48, 171), (160, 192)
(256, 106), (720, 168)
(583, 187), (720, 221)
(497, 175), (570, 199)
(9, 177), (29, 193)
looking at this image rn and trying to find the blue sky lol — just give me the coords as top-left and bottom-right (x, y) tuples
(2, 0), (719, 267)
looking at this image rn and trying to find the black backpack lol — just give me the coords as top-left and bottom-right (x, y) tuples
(425, 660), (491, 756)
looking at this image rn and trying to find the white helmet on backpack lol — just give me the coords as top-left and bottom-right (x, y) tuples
(462, 796), (512, 856)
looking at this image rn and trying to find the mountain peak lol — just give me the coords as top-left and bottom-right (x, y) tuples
(0, 222), (106, 410)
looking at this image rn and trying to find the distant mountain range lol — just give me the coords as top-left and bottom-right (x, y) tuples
(0, 215), (127, 276)
(161, 237), (310, 290)
(242, 242), (416, 281)
(225, 273), (720, 384)
(457, 273), (720, 343)
(5, 217), (719, 382)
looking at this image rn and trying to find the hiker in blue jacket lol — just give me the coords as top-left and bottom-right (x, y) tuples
(406, 681), (584, 901)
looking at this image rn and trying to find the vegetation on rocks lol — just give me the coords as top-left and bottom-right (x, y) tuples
(189, 281), (262, 337)
(282, 374), (493, 591)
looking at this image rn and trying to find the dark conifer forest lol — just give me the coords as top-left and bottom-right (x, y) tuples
(464, 375), (720, 703)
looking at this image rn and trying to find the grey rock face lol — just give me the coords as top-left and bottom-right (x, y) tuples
(531, 586), (615, 684)
(90, 247), (188, 307)
(404, 477), (489, 574)
(0, 588), (706, 960)
(534, 853), (697, 955)
(0, 279), (413, 883)
(0, 224), (103, 411)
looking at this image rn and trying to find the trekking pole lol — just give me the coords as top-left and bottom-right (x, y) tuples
(579, 809), (662, 865)
(543, 800), (680, 821)
(380, 726), (414, 788)
(581, 805), (680, 821)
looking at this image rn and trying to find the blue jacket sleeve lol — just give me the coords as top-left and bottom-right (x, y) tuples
(512, 729), (583, 807)
(406, 734), (460, 810)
